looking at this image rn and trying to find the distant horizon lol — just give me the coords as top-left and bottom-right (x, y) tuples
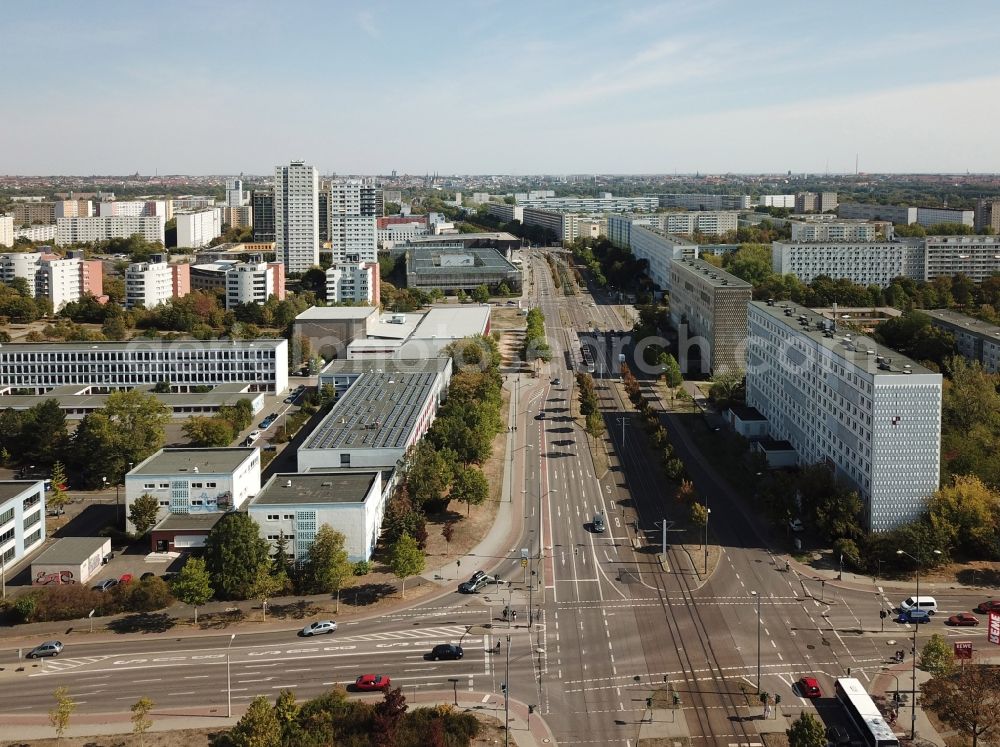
(5, 171), (1000, 181)
(4, 2), (1000, 174)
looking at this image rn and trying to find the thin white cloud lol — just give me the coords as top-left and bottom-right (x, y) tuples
(357, 10), (379, 38)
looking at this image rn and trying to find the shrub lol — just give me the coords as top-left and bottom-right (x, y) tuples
(353, 560), (371, 576)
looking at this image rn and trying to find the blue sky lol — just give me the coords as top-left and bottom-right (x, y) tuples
(5, 1), (1000, 175)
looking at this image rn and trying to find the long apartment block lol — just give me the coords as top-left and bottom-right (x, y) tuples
(746, 301), (941, 532)
(0, 339), (288, 394)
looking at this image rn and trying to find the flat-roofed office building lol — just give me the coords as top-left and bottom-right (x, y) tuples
(0, 339), (288, 394)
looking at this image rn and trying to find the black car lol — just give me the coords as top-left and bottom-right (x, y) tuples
(468, 570), (486, 584)
(140, 572), (156, 581)
(429, 644), (464, 661)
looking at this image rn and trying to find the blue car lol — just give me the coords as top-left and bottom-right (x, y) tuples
(899, 609), (931, 624)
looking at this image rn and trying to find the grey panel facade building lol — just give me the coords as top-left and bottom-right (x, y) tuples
(924, 309), (1000, 373)
(668, 258), (752, 375)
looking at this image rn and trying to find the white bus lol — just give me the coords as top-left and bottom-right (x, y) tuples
(834, 677), (899, 747)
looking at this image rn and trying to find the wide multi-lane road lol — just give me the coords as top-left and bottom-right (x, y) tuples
(3, 252), (993, 745)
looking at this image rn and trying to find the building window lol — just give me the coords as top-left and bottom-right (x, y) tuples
(267, 514), (279, 521)
(144, 483), (156, 489)
(0, 507), (14, 526)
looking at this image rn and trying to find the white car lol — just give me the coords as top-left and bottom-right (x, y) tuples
(788, 518), (804, 532)
(301, 620), (337, 637)
(247, 430), (261, 443)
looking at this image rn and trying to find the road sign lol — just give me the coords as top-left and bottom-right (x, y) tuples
(990, 612), (1000, 645)
(955, 641), (973, 660)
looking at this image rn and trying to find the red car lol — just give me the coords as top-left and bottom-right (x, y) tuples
(947, 612), (980, 626)
(797, 676), (822, 698)
(353, 674), (391, 692)
(118, 574), (134, 584)
(975, 600), (1000, 614)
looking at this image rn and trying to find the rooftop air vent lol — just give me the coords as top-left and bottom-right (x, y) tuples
(285, 479), (292, 487)
(321, 481), (332, 487)
(193, 467), (199, 473)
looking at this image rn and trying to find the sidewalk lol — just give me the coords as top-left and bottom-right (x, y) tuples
(0, 690), (557, 746)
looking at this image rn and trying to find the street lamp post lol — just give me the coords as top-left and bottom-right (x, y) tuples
(227, 633), (236, 718)
(704, 501), (711, 574)
(896, 548), (941, 741)
(750, 591), (761, 692)
(504, 634), (511, 747)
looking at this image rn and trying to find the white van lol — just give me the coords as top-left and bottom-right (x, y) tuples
(899, 596), (937, 615)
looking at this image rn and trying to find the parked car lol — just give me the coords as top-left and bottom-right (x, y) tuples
(551, 378), (561, 385)
(247, 430), (261, 443)
(788, 518), (804, 532)
(118, 573), (133, 584)
(353, 674), (391, 692)
(796, 676), (821, 698)
(976, 600), (1000, 614)
(140, 572), (156, 581)
(948, 612), (980, 626)
(92, 578), (118, 592)
(27, 641), (64, 658)
(429, 644), (464, 661)
(300, 620), (338, 637)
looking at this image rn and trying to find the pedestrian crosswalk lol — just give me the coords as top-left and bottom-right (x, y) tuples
(335, 625), (470, 643)
(39, 655), (111, 673)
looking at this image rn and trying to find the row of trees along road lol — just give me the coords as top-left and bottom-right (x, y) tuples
(379, 335), (506, 589)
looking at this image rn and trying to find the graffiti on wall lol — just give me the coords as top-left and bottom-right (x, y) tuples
(34, 569), (76, 585)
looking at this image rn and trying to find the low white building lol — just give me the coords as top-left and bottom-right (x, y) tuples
(326, 261), (377, 304)
(15, 224), (57, 243)
(0, 339), (288, 394)
(249, 471), (386, 563)
(31, 537), (110, 586)
(225, 260), (285, 309)
(125, 259), (181, 309)
(125, 447), (261, 539)
(771, 240), (923, 287)
(176, 208), (222, 249)
(0, 480), (46, 573)
(299, 357), (452, 471)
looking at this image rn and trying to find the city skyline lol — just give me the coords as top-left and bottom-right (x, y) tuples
(4, 1), (1000, 175)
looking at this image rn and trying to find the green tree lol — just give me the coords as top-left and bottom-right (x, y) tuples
(182, 415), (236, 447)
(708, 370), (745, 409)
(273, 689), (299, 731)
(404, 442), (452, 510)
(921, 633), (956, 677)
(450, 464), (489, 515)
(922, 665), (1000, 747)
(471, 284), (490, 303)
(689, 501), (709, 530)
(129, 493), (161, 536)
(723, 243), (775, 285)
(660, 352), (683, 387)
(248, 562), (286, 620)
(228, 695), (281, 747)
(21, 399), (69, 468)
(130, 696), (154, 745)
(785, 711), (826, 747)
(48, 461), (71, 512)
(302, 525), (353, 611)
(49, 686), (77, 739)
(388, 533), (425, 598)
(927, 475), (1000, 557)
(70, 390), (169, 486)
(203, 513), (271, 600)
(171, 556), (214, 623)
(271, 531), (292, 579)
